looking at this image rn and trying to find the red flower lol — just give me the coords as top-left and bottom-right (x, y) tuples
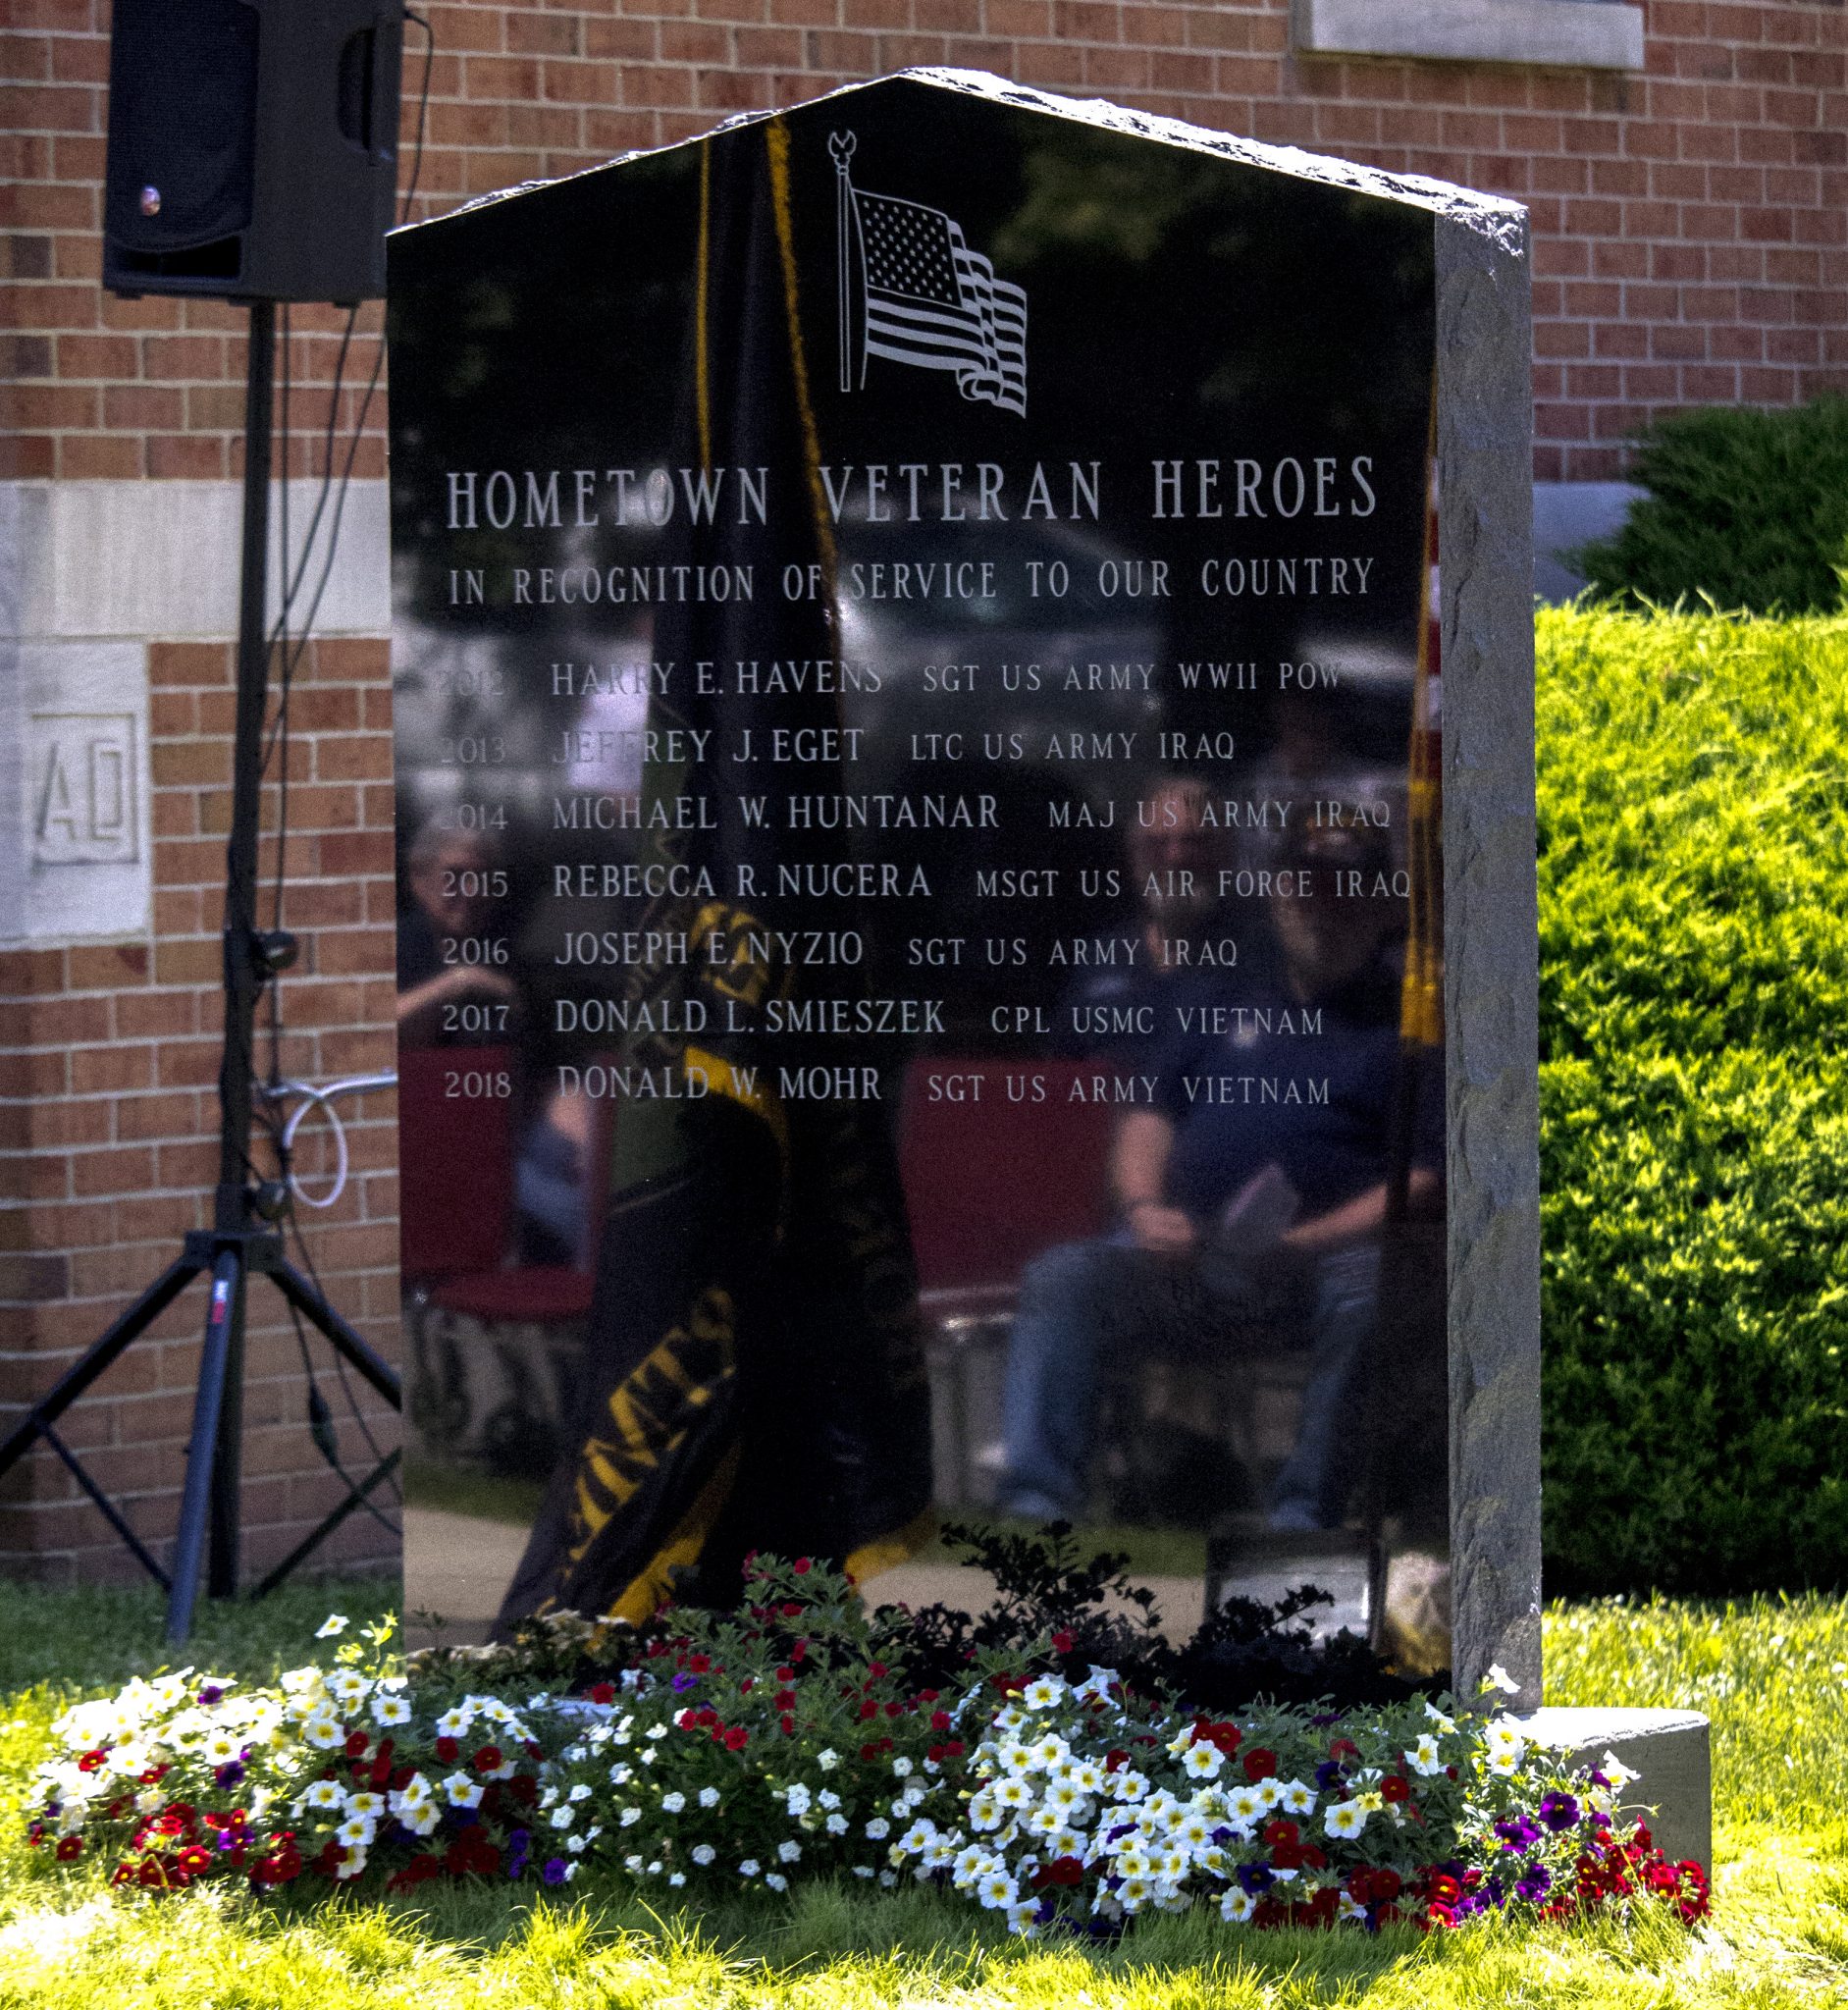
(688, 1654), (711, 1673)
(370, 1739), (396, 1787)
(1242, 1748), (1279, 1781)
(435, 1736), (460, 1764)
(775, 1666), (795, 1682)
(883, 1701), (903, 1719)
(1051, 1630), (1075, 1655)
(793, 1558), (812, 1574)
(1030, 1855), (1084, 1889)
(1380, 1774), (1410, 1804)
(930, 1712), (952, 1731)
(343, 1730), (369, 1759)
(1104, 1750), (1128, 1772)
(858, 1699), (877, 1720)
(774, 1690), (797, 1712)
(1262, 1818), (1299, 1849)
(868, 1662), (888, 1680)
(778, 1713), (794, 1736)
(508, 1773), (539, 1805)
(589, 1682), (616, 1705)
(724, 1725), (749, 1751)
(79, 1748), (108, 1773)
(55, 1835), (82, 1862)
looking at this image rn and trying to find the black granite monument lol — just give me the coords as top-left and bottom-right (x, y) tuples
(386, 71), (1538, 1692)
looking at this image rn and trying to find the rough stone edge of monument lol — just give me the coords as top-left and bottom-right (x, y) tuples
(394, 68), (1528, 242)
(1434, 201), (1543, 1703)
(1517, 1708), (1714, 1876)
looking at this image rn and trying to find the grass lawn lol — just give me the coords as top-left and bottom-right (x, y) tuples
(0, 1579), (1844, 2008)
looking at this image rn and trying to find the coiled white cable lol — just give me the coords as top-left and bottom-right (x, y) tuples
(266, 1073), (397, 1209)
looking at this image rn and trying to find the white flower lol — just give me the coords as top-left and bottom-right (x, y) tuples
(1022, 1676), (1065, 1710)
(435, 1707), (473, 1738)
(778, 1838), (802, 1863)
(878, 1870), (897, 1887)
(328, 1670), (370, 1706)
(1324, 1800), (1368, 1839)
(1485, 1720), (1526, 1766)
(1601, 1751), (1640, 1791)
(401, 1803), (441, 1836)
(1113, 1770), (1149, 1802)
(818, 1787), (841, 1810)
(1408, 1735), (1444, 1777)
(335, 1814), (376, 1848)
(739, 1859), (761, 1878)
(1030, 1734), (1068, 1772)
(550, 1807), (575, 1830)
(1485, 1663), (1521, 1696)
(1222, 1886), (1257, 1923)
(304, 1779), (344, 1811)
(977, 1870), (1019, 1909)
(646, 1723), (668, 1740)
(853, 1865), (874, 1879)
(1423, 1701), (1456, 1732)
(371, 1694), (412, 1728)
(660, 1791), (686, 1815)
(1279, 1777), (1317, 1812)
(567, 1781), (591, 1803)
(816, 1749), (839, 1772)
(691, 1843), (715, 1866)
(666, 1870), (684, 1885)
(698, 1786), (720, 1808)
(618, 1806), (641, 1826)
(766, 1872), (788, 1892)
(303, 1716), (344, 1751)
(1183, 1742), (1225, 1779)
(783, 1782), (813, 1816)
(825, 1813), (848, 1835)
(343, 1791), (385, 1820)
(608, 1765), (633, 1786)
(315, 1614), (349, 1638)
(202, 1731), (240, 1765)
(1007, 1899), (1040, 1935)
(891, 1756), (914, 1778)
(442, 1772), (484, 1809)
(865, 1817), (890, 1840)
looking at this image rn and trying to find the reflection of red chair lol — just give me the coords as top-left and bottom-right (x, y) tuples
(897, 1058), (1115, 1501)
(397, 1044), (617, 1469)
(397, 1044), (516, 1287)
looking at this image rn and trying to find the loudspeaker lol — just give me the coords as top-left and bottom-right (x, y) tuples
(104, 0), (403, 305)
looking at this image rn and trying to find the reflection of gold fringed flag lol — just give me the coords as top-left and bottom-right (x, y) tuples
(494, 122), (933, 1637)
(1401, 421), (1444, 1053)
(1385, 406), (1443, 1226)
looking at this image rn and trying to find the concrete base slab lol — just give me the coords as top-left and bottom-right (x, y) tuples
(1515, 1706), (1712, 1874)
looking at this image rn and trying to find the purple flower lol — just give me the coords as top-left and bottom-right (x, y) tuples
(1515, 1864), (1553, 1903)
(1314, 1760), (1346, 1791)
(1539, 1792), (1580, 1832)
(543, 1857), (569, 1886)
(1495, 1815), (1542, 1853)
(198, 1685), (224, 1706)
(214, 1761), (245, 1789)
(670, 1672), (697, 1693)
(1236, 1863), (1275, 1895)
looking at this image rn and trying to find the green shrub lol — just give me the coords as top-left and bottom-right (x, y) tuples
(1537, 606), (1848, 1595)
(1573, 398), (1848, 613)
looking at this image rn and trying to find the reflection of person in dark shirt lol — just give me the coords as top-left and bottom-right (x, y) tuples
(1000, 820), (1441, 1529)
(1055, 772), (1258, 1062)
(396, 821), (517, 1041)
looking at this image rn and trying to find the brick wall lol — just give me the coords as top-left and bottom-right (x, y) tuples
(4, 1), (1844, 485)
(3, 0), (1844, 1583)
(1, 635), (400, 1584)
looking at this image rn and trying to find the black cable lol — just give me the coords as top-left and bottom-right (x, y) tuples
(247, 5), (435, 1528)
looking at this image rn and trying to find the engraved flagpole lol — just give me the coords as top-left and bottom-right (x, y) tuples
(829, 130), (856, 393)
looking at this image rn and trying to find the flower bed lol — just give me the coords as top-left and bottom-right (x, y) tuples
(24, 1556), (1708, 1937)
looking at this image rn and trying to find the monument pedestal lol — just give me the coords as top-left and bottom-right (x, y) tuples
(1516, 1706), (1713, 1875)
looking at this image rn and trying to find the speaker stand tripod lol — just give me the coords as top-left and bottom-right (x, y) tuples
(0, 298), (401, 1642)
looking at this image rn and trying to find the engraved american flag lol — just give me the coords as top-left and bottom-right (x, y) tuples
(831, 137), (1028, 416)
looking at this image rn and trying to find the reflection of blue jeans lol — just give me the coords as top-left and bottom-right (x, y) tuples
(1000, 1235), (1381, 1528)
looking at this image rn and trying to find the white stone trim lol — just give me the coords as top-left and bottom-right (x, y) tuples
(0, 478), (390, 644)
(1293, 0), (1646, 72)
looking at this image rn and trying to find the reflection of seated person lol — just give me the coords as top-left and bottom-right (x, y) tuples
(396, 822), (517, 1040)
(514, 1084), (594, 1267)
(1000, 823), (1441, 1529)
(1054, 773), (1258, 1060)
